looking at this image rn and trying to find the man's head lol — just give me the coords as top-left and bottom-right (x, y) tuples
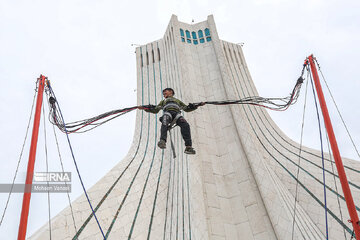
(162, 88), (174, 98)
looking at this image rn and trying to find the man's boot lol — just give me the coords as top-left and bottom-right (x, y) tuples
(184, 146), (196, 155)
(158, 139), (166, 149)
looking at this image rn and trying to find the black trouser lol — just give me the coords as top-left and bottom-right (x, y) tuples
(160, 111), (192, 146)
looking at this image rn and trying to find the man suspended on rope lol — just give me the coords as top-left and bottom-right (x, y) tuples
(139, 88), (204, 154)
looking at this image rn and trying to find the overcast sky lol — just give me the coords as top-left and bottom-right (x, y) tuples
(0, 0), (359, 238)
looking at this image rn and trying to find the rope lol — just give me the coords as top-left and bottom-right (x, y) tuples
(169, 145), (176, 240)
(230, 48), (360, 195)
(105, 46), (151, 238)
(46, 84), (106, 239)
(163, 41), (176, 240)
(128, 44), (159, 239)
(106, 107), (150, 237)
(147, 42), (166, 240)
(291, 70), (310, 240)
(163, 150), (173, 240)
(326, 132), (347, 240)
(72, 108), (145, 239)
(51, 120), (78, 233)
(42, 102), (52, 239)
(315, 59), (360, 160)
(176, 130), (180, 239)
(236, 54), (359, 175)
(147, 150), (165, 239)
(185, 155), (192, 240)
(232, 59), (360, 212)
(48, 99), (141, 134)
(227, 46), (352, 236)
(233, 56), (360, 190)
(309, 65), (329, 239)
(181, 143), (185, 240)
(159, 40), (173, 240)
(0, 82), (37, 226)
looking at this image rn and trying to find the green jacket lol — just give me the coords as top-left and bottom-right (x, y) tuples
(144, 96), (196, 114)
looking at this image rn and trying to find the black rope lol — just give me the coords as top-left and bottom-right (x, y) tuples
(47, 96), (147, 134)
(128, 47), (159, 238)
(147, 150), (165, 239)
(0, 81), (37, 226)
(46, 84), (106, 239)
(42, 101), (52, 240)
(185, 155), (192, 240)
(309, 64), (329, 239)
(51, 119), (78, 233)
(176, 130), (180, 239)
(292, 70), (310, 240)
(105, 46), (152, 239)
(232, 57), (360, 212)
(327, 132), (347, 240)
(236, 56), (359, 176)
(315, 58), (360, 160)
(72, 108), (145, 239)
(181, 142), (185, 240)
(46, 64), (304, 136)
(226, 45), (352, 236)
(148, 42), (166, 240)
(163, 150), (173, 240)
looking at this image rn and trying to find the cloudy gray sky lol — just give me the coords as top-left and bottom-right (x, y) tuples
(0, 0), (359, 238)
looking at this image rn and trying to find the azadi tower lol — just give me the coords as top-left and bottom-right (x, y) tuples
(30, 15), (360, 240)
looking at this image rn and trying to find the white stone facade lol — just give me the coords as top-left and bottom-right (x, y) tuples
(29, 15), (360, 240)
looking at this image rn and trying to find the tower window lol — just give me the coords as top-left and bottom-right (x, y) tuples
(198, 30), (204, 43)
(152, 49), (155, 63)
(180, 29), (184, 37)
(140, 54), (143, 67)
(185, 30), (191, 38)
(157, 48), (161, 61)
(146, 52), (149, 65)
(206, 37), (212, 42)
(205, 28), (210, 36)
(194, 40), (198, 45)
(198, 30), (203, 38)
(192, 31), (197, 39)
(187, 39), (191, 43)
(181, 38), (185, 42)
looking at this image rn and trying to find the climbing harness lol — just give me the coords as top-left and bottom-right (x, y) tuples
(160, 112), (182, 158)
(163, 101), (181, 112)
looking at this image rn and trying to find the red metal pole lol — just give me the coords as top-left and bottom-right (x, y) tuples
(308, 55), (360, 239)
(18, 75), (46, 240)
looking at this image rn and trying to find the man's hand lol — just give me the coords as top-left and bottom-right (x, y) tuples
(187, 103), (197, 110)
(199, 102), (205, 106)
(139, 104), (155, 110)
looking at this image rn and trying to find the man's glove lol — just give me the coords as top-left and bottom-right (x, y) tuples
(138, 104), (155, 110)
(187, 103), (198, 110)
(144, 104), (156, 109)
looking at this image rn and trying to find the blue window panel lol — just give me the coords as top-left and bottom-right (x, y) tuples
(200, 38), (205, 43)
(205, 28), (210, 36)
(185, 30), (191, 38)
(181, 37), (185, 42)
(206, 37), (212, 42)
(194, 40), (198, 45)
(198, 30), (203, 38)
(187, 39), (191, 43)
(192, 31), (197, 39)
(180, 29), (184, 37)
